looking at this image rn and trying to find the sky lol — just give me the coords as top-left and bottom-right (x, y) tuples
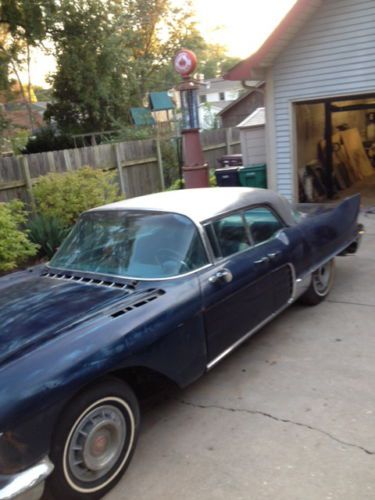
(191, 0), (297, 59)
(23, 0), (297, 87)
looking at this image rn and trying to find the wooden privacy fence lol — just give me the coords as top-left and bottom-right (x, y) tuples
(0, 127), (240, 204)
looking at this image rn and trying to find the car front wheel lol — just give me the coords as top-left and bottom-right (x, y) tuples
(45, 378), (140, 499)
(300, 259), (335, 306)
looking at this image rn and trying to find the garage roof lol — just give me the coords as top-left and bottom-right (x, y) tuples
(237, 107), (265, 129)
(224, 0), (322, 81)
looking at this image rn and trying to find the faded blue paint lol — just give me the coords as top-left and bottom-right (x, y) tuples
(0, 194), (361, 477)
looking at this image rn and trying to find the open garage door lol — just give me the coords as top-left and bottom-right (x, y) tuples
(294, 93), (375, 205)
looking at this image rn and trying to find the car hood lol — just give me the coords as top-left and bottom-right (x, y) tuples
(0, 276), (150, 365)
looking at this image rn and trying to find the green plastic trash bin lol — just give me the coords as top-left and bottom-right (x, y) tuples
(238, 164), (267, 188)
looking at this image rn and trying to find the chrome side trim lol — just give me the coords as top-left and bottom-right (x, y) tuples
(0, 457), (54, 500)
(294, 274), (312, 300)
(207, 263), (296, 371)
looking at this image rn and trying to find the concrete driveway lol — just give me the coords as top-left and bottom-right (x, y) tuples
(107, 211), (375, 500)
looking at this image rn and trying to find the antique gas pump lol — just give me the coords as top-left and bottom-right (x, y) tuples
(174, 49), (209, 188)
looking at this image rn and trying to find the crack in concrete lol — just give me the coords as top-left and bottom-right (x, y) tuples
(177, 399), (375, 456)
(327, 299), (375, 308)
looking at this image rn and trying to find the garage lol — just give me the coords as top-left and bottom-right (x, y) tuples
(224, 0), (375, 204)
(295, 94), (375, 203)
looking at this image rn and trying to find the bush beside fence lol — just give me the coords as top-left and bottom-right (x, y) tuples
(0, 128), (240, 205)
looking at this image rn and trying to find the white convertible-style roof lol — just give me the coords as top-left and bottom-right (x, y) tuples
(92, 187), (297, 226)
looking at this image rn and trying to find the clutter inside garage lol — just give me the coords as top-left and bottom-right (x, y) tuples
(296, 95), (375, 204)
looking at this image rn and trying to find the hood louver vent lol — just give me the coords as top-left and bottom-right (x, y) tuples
(111, 289), (165, 319)
(41, 271), (135, 291)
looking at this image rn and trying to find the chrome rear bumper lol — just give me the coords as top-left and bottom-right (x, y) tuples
(0, 458), (53, 500)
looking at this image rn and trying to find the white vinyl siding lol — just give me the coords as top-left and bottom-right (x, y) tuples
(270, 0), (375, 200)
(240, 127), (266, 165)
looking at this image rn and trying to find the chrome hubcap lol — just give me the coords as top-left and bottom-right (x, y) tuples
(68, 405), (126, 483)
(313, 261), (333, 296)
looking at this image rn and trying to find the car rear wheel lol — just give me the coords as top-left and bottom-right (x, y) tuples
(300, 259), (335, 306)
(45, 378), (140, 499)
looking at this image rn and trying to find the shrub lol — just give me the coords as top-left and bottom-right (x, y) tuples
(22, 126), (74, 154)
(161, 139), (180, 187)
(167, 171), (217, 191)
(27, 214), (69, 259)
(33, 167), (120, 227)
(0, 200), (38, 272)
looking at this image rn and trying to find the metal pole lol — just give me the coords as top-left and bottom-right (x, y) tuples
(155, 124), (165, 191)
(324, 102), (334, 199)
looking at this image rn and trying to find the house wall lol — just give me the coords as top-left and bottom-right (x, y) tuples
(221, 91), (264, 128)
(205, 90), (241, 103)
(240, 126), (266, 165)
(267, 0), (375, 200)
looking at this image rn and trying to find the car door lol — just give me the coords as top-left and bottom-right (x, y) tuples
(199, 208), (295, 365)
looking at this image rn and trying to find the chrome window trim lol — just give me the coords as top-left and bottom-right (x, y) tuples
(207, 263), (296, 370)
(50, 209), (213, 281)
(202, 203), (288, 265)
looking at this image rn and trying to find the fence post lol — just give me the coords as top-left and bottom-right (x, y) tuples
(113, 143), (126, 197)
(63, 149), (72, 171)
(155, 131), (165, 191)
(225, 128), (232, 155)
(20, 155), (36, 211)
(47, 151), (56, 172)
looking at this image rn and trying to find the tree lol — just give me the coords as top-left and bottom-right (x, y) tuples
(45, 0), (127, 133)
(46, 0), (213, 133)
(45, 0), (242, 135)
(0, 1), (56, 129)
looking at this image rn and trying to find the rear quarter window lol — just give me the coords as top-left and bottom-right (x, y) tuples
(244, 207), (284, 245)
(205, 213), (250, 258)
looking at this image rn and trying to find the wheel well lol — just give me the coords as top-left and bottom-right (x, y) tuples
(49, 367), (177, 452)
(106, 366), (179, 400)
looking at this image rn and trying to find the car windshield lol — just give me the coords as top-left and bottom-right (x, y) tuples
(50, 210), (208, 279)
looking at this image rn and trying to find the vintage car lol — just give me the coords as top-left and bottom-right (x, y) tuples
(0, 187), (363, 500)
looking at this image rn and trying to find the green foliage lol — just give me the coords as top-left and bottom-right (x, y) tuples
(10, 129), (29, 154)
(33, 166), (120, 227)
(0, 1), (56, 44)
(46, 0), (236, 134)
(209, 172), (217, 186)
(161, 139), (180, 187)
(22, 126), (74, 154)
(33, 86), (52, 101)
(0, 200), (38, 272)
(0, 107), (10, 150)
(27, 214), (69, 259)
(167, 171), (217, 191)
(167, 177), (184, 191)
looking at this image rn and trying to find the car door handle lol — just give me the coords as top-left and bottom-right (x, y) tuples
(209, 269), (233, 284)
(267, 251), (281, 260)
(254, 256), (269, 265)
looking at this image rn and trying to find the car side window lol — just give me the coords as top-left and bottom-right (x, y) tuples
(244, 207), (284, 245)
(206, 213), (250, 258)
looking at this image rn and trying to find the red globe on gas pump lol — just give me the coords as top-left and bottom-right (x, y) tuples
(174, 49), (209, 189)
(174, 49), (198, 78)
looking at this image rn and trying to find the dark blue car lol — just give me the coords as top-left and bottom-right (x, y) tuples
(0, 187), (362, 500)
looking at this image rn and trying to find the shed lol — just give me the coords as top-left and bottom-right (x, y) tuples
(237, 107), (266, 166)
(218, 84), (264, 128)
(225, 0), (375, 202)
